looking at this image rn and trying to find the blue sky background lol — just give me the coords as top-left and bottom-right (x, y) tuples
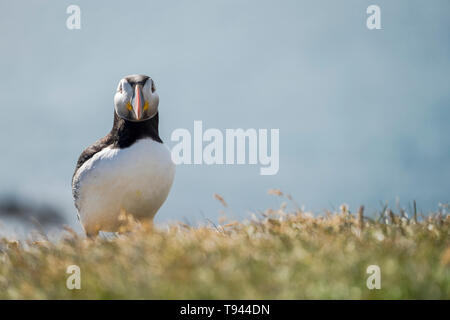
(0, 0), (449, 232)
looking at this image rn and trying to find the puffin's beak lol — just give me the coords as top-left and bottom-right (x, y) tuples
(132, 84), (144, 120)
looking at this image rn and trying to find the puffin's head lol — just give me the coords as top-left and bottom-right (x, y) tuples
(114, 74), (159, 122)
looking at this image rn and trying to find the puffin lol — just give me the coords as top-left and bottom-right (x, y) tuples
(72, 74), (175, 236)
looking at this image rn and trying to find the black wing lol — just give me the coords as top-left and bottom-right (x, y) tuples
(73, 135), (113, 177)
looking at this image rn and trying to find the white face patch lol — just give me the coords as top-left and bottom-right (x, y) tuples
(73, 138), (175, 234)
(142, 78), (159, 118)
(114, 79), (133, 120)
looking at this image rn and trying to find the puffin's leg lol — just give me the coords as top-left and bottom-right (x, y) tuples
(84, 224), (100, 238)
(138, 217), (154, 230)
(85, 231), (98, 238)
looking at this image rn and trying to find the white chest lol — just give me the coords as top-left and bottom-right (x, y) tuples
(73, 138), (175, 233)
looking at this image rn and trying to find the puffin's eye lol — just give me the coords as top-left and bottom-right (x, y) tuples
(151, 81), (156, 93)
(118, 82), (123, 93)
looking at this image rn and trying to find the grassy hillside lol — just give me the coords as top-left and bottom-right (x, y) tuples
(0, 192), (449, 299)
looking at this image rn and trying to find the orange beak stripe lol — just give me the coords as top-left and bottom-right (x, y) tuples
(134, 85), (143, 120)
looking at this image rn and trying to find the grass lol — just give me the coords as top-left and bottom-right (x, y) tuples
(0, 191), (449, 299)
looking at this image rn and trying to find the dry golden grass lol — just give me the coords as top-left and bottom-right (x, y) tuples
(0, 193), (449, 299)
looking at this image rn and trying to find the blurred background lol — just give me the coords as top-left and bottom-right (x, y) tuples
(0, 0), (449, 235)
